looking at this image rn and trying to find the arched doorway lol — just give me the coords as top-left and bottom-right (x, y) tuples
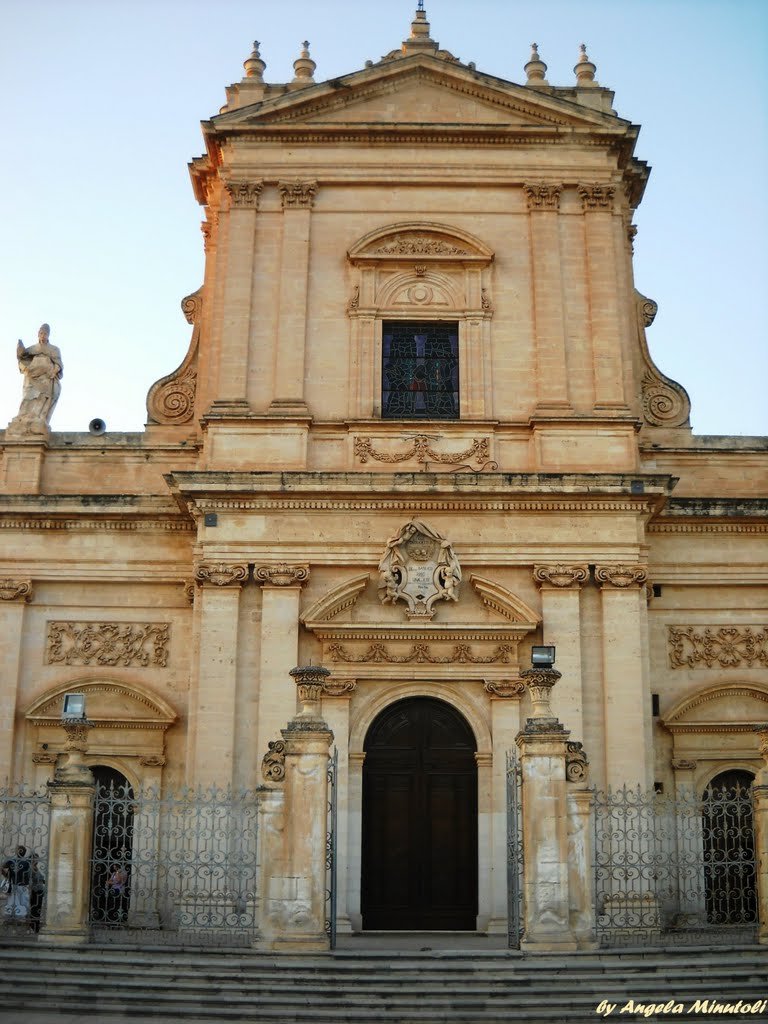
(90, 765), (134, 925)
(361, 696), (478, 930)
(702, 768), (756, 925)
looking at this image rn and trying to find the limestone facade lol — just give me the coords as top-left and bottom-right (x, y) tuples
(1, 9), (766, 940)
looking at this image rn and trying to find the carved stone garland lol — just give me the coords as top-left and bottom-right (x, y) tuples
(355, 435), (489, 466)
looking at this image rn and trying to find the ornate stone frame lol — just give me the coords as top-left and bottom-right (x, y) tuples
(346, 222), (494, 420)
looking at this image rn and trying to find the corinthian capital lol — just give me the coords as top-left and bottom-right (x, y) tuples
(533, 564), (589, 589)
(578, 183), (616, 212)
(254, 563), (310, 587)
(594, 564), (648, 589)
(0, 579), (33, 602)
(278, 180), (318, 208)
(524, 183), (562, 210)
(224, 180), (263, 208)
(194, 563), (249, 587)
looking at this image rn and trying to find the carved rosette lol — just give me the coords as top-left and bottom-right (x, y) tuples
(278, 180), (317, 208)
(146, 287), (202, 425)
(255, 564), (310, 587)
(194, 563), (249, 587)
(595, 565), (648, 589)
(566, 741), (589, 783)
(524, 183), (562, 210)
(484, 678), (526, 698)
(0, 579), (33, 602)
(533, 564), (589, 589)
(578, 183), (616, 212)
(261, 740), (286, 782)
(225, 180), (263, 207)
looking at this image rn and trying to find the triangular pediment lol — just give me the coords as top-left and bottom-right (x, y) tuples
(214, 56), (626, 133)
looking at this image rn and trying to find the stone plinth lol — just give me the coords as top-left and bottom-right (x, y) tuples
(40, 777), (95, 945)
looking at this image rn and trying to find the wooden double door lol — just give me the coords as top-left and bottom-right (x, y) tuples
(361, 696), (478, 930)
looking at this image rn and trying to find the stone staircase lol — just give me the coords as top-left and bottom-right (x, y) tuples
(0, 942), (765, 1023)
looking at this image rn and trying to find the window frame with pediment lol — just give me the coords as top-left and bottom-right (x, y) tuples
(346, 222), (494, 420)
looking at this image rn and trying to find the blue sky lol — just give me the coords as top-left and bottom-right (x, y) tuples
(1, 0), (766, 436)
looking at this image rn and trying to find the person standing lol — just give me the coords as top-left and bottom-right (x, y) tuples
(2, 845), (31, 923)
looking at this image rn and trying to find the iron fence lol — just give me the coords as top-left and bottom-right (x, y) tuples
(89, 782), (259, 947)
(325, 747), (338, 949)
(593, 782), (757, 947)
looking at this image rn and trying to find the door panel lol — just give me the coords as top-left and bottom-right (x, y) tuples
(361, 697), (478, 930)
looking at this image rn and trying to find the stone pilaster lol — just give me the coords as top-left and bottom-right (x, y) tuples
(670, 758), (706, 925)
(0, 440), (47, 494)
(533, 564), (588, 737)
(40, 726), (95, 945)
(524, 183), (571, 414)
(255, 564), (310, 782)
(578, 183), (628, 411)
(516, 666), (578, 951)
(208, 180), (262, 415)
(566, 779), (598, 949)
(269, 181), (317, 414)
(265, 666), (333, 951)
(189, 562), (249, 786)
(595, 564), (650, 787)
(0, 580), (32, 782)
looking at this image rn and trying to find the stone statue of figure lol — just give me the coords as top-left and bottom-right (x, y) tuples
(8, 324), (63, 436)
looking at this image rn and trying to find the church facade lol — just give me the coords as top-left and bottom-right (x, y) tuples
(1, 9), (767, 946)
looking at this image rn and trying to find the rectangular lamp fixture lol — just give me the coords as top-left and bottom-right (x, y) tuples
(531, 645), (556, 668)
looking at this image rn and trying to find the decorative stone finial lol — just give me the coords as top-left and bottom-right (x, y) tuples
(402, 3), (438, 53)
(574, 43), (597, 86)
(292, 40), (316, 83)
(290, 664), (331, 718)
(524, 43), (548, 86)
(520, 664), (565, 733)
(52, 720), (95, 786)
(243, 40), (266, 81)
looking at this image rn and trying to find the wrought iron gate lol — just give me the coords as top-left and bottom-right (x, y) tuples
(0, 783), (50, 937)
(89, 782), (259, 946)
(506, 751), (524, 948)
(325, 747), (338, 949)
(593, 782), (757, 947)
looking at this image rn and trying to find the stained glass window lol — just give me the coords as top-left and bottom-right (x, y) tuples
(382, 321), (459, 419)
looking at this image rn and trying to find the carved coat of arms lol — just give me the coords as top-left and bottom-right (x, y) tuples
(378, 521), (461, 619)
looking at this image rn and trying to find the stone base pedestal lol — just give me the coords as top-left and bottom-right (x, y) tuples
(39, 779), (95, 945)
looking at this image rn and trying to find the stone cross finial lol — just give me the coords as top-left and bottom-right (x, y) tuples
(292, 40), (316, 83)
(574, 42), (597, 86)
(525, 43), (548, 85)
(243, 40), (266, 81)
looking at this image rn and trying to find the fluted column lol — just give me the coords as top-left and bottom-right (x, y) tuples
(189, 562), (249, 786)
(579, 184), (628, 411)
(533, 564), (588, 736)
(254, 564), (310, 777)
(208, 181), (262, 415)
(269, 181), (317, 414)
(596, 564), (649, 787)
(525, 184), (571, 413)
(0, 580), (33, 782)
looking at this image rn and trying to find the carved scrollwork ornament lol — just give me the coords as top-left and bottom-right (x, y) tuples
(278, 180), (317, 208)
(321, 678), (356, 697)
(594, 564), (648, 589)
(524, 183), (562, 210)
(578, 183), (616, 211)
(255, 564), (310, 587)
(566, 741), (589, 783)
(634, 290), (691, 428)
(378, 520), (461, 619)
(146, 287), (202, 425)
(0, 579), (33, 602)
(194, 563), (249, 587)
(262, 740), (286, 782)
(533, 564), (589, 589)
(671, 758), (698, 772)
(139, 755), (167, 768)
(484, 678), (526, 698)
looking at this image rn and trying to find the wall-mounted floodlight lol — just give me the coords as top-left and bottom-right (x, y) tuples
(62, 693), (87, 721)
(531, 646), (556, 668)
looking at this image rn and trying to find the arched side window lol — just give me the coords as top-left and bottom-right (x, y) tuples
(347, 222), (494, 420)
